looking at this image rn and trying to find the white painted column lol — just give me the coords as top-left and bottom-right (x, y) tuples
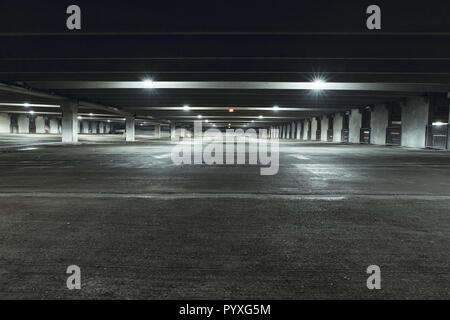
(18, 115), (30, 133)
(321, 117), (329, 142)
(296, 121), (301, 139)
(311, 118), (318, 140)
(61, 101), (78, 143)
(349, 108), (362, 143)
(0, 113), (11, 133)
(170, 123), (177, 140)
(333, 113), (344, 142)
(35, 116), (45, 134)
(303, 120), (309, 140)
(154, 124), (161, 138)
(401, 97), (430, 148)
(125, 115), (135, 142)
(371, 104), (389, 145)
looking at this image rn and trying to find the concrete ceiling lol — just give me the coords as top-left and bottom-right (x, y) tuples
(1, 1), (450, 126)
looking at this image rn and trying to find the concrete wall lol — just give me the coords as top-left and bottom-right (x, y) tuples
(401, 97), (430, 148)
(311, 118), (318, 140)
(18, 115), (30, 133)
(321, 117), (328, 142)
(0, 113), (10, 133)
(371, 104), (389, 145)
(35, 116), (46, 134)
(349, 108), (362, 143)
(333, 113), (343, 142)
(49, 118), (59, 134)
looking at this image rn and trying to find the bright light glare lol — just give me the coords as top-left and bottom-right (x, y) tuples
(29, 111), (34, 114)
(205, 119), (209, 123)
(143, 80), (154, 88)
(89, 113), (94, 116)
(433, 122), (447, 126)
(312, 79), (326, 90)
(273, 105), (279, 111)
(24, 103), (30, 107)
(258, 115), (263, 119)
(197, 115), (203, 119)
(183, 105), (190, 110)
(77, 116), (82, 120)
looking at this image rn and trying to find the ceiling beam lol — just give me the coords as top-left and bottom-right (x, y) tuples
(30, 81), (450, 92)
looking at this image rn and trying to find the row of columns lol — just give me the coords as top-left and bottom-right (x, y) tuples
(59, 102), (173, 143)
(268, 96), (450, 148)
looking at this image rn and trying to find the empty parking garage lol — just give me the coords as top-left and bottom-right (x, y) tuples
(0, 1), (449, 303)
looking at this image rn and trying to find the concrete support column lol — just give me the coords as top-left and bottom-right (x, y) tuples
(333, 113), (344, 142)
(296, 121), (301, 139)
(311, 118), (318, 140)
(371, 104), (389, 145)
(303, 120), (309, 140)
(0, 113), (11, 133)
(154, 124), (161, 138)
(401, 97), (430, 148)
(61, 101), (78, 143)
(35, 116), (45, 134)
(49, 118), (59, 134)
(291, 121), (295, 139)
(18, 115), (30, 134)
(321, 117), (329, 142)
(81, 120), (89, 134)
(349, 108), (362, 143)
(170, 123), (177, 140)
(125, 115), (136, 142)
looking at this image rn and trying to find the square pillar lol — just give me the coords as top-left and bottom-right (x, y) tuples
(349, 108), (362, 143)
(401, 97), (430, 148)
(311, 118), (318, 140)
(170, 123), (177, 140)
(0, 113), (11, 133)
(125, 115), (135, 142)
(61, 101), (78, 143)
(333, 113), (344, 142)
(321, 117), (329, 142)
(154, 124), (161, 138)
(371, 104), (389, 145)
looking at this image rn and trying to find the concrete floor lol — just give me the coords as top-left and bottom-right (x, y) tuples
(0, 135), (449, 299)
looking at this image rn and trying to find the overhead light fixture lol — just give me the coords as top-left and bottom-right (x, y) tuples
(205, 119), (209, 123)
(228, 107), (235, 113)
(212, 124), (216, 127)
(258, 115), (264, 119)
(89, 113), (94, 116)
(273, 105), (279, 111)
(29, 111), (35, 114)
(107, 120), (111, 123)
(433, 121), (447, 126)
(24, 103), (30, 107)
(77, 116), (82, 120)
(183, 105), (190, 110)
(197, 115), (203, 119)
(312, 79), (326, 90)
(143, 79), (154, 88)
(251, 120), (255, 123)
